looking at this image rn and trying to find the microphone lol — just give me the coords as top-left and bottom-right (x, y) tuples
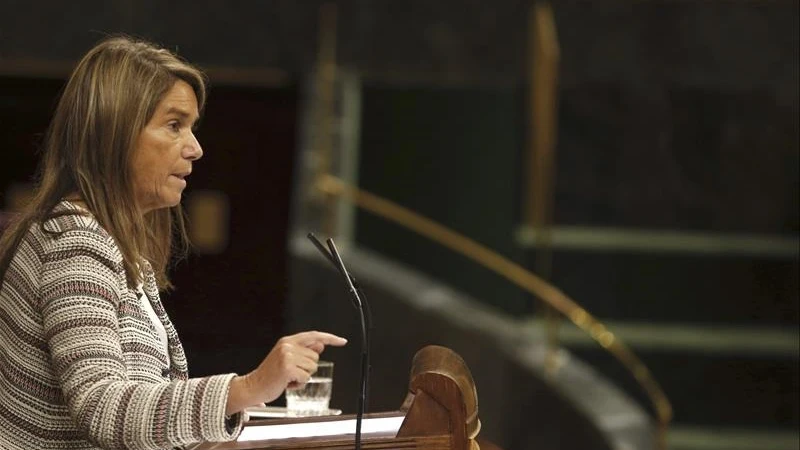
(306, 233), (372, 351)
(307, 233), (371, 450)
(306, 234), (361, 312)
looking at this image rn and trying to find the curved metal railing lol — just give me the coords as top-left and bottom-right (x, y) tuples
(307, 3), (671, 448)
(315, 174), (673, 450)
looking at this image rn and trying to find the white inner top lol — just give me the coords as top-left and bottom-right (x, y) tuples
(136, 282), (170, 366)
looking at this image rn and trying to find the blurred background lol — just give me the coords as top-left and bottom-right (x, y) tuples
(0, 1), (797, 449)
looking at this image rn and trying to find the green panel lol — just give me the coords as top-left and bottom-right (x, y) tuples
(355, 85), (529, 315)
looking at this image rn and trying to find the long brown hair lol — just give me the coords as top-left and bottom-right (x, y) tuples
(0, 35), (207, 290)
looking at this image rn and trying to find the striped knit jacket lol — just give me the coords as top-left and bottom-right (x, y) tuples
(0, 201), (243, 449)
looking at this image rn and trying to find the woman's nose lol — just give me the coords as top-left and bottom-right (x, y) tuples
(184, 132), (203, 161)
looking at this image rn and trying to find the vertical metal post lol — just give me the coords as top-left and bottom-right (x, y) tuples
(526, 1), (561, 374)
(316, 2), (338, 237)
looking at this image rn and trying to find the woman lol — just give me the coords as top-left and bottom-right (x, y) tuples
(0, 36), (346, 450)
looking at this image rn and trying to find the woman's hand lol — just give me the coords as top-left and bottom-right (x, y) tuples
(226, 331), (347, 415)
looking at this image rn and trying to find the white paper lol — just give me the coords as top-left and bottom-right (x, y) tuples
(244, 406), (342, 419)
(237, 416), (405, 442)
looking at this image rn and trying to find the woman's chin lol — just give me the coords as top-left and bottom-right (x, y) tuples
(142, 195), (182, 213)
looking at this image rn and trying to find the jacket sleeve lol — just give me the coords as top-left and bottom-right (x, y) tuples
(39, 230), (243, 450)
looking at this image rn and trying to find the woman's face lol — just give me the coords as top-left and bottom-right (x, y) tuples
(131, 80), (203, 213)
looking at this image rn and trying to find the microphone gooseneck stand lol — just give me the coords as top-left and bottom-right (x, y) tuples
(307, 233), (371, 450)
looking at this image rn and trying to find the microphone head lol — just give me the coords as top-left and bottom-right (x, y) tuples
(308, 232), (337, 266)
(307, 234), (361, 311)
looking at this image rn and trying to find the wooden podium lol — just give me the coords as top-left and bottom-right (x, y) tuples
(196, 345), (490, 450)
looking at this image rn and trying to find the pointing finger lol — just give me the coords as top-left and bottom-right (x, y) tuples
(292, 331), (348, 348)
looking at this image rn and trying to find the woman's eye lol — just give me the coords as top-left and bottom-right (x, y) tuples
(169, 122), (181, 132)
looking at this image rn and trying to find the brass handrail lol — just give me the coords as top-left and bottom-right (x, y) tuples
(528, 1), (562, 377)
(316, 174), (673, 450)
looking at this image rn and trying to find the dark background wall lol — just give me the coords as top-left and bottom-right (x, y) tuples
(0, 1), (797, 448)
